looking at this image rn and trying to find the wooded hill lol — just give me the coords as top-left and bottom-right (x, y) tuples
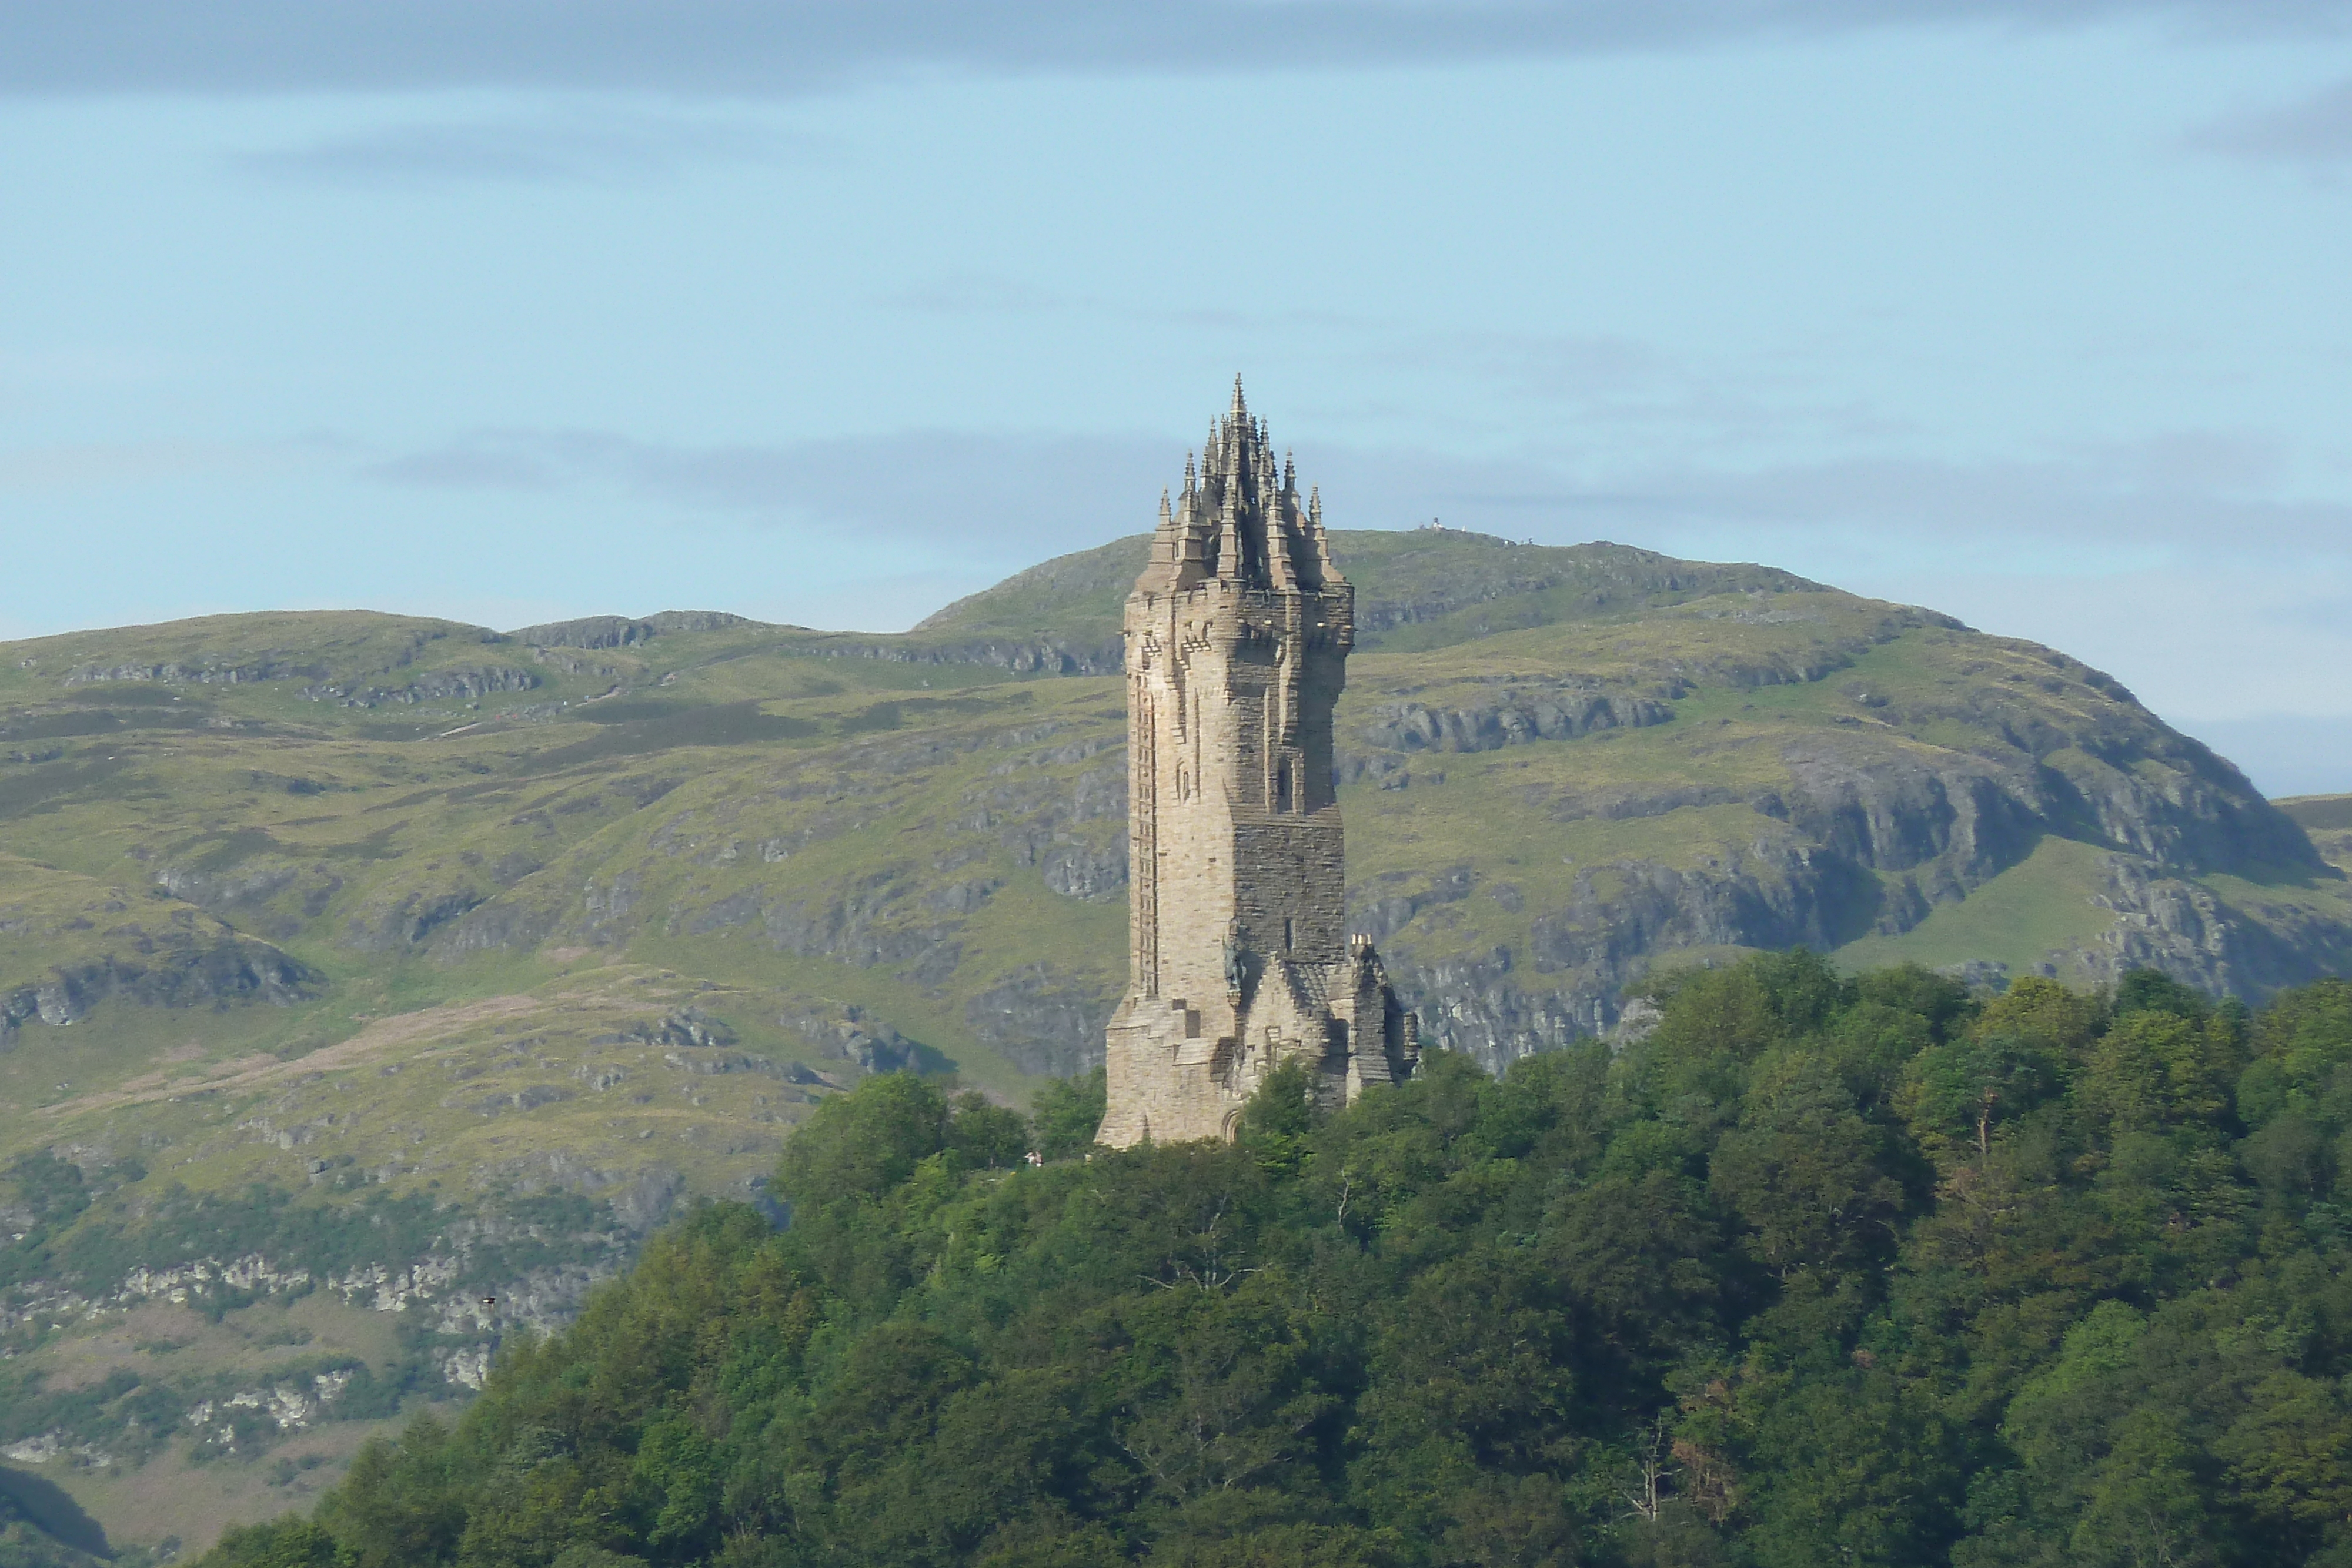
(198, 959), (2352, 1567)
(1, 529), (2346, 1558)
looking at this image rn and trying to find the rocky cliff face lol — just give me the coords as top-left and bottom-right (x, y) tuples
(1317, 608), (2329, 1074)
(1, 934), (320, 1032)
(299, 667), (540, 708)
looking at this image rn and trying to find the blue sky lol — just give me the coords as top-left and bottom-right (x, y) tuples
(4, 1), (2350, 791)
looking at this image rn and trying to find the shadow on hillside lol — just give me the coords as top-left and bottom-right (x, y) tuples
(0, 1463), (111, 1558)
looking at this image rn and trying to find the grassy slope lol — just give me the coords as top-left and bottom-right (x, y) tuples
(1834, 836), (2117, 974)
(12, 1292), (412, 1554)
(2278, 797), (2352, 918)
(0, 532), (2345, 1555)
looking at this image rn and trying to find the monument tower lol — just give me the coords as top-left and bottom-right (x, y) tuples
(1095, 380), (1419, 1146)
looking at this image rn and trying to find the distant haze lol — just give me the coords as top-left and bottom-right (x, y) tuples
(2180, 717), (2352, 801)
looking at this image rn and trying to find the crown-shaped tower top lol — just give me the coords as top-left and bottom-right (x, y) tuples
(1139, 378), (1342, 596)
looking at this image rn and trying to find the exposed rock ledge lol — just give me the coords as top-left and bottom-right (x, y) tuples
(1, 934), (322, 1044)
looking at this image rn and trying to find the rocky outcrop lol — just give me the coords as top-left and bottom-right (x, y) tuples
(344, 888), (490, 951)
(1351, 688), (1674, 761)
(2, 933), (321, 1042)
(909, 650), (2323, 1076)
(513, 615), (661, 650)
(509, 611), (760, 650)
(300, 667), (538, 708)
(760, 875), (968, 988)
(1393, 947), (1591, 1066)
(151, 862), (343, 941)
(965, 964), (1117, 1078)
(816, 636), (1123, 676)
(1347, 846), (1890, 1074)
(779, 998), (930, 1076)
(963, 757), (1128, 900)
(1347, 743), (2330, 1076)
(65, 658), (320, 686)
(412, 898), (544, 959)
(1767, 745), (2042, 904)
(2054, 854), (2352, 998)
(475, 1153), (689, 1235)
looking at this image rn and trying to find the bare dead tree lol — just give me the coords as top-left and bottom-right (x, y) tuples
(1622, 1410), (1673, 1522)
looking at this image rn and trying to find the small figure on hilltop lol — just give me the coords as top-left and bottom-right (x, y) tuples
(1095, 380), (1419, 1147)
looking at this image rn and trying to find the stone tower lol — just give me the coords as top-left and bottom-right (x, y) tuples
(1095, 380), (1419, 1146)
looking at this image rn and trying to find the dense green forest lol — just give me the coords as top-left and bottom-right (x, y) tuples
(198, 958), (2352, 1567)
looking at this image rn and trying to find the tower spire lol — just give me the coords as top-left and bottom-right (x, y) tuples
(1215, 457), (1243, 581)
(1308, 483), (1336, 577)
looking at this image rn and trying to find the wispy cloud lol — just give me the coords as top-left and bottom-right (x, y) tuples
(2187, 78), (2352, 164)
(358, 420), (2352, 571)
(352, 418), (2352, 750)
(230, 106), (810, 186)
(367, 442), (560, 488)
(6, 2), (2345, 98)
(1384, 441), (2352, 575)
(362, 427), (1174, 556)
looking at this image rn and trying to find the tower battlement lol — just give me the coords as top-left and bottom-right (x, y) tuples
(1096, 381), (1418, 1146)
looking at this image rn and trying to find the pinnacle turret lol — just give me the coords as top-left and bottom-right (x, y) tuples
(1138, 381), (1344, 595)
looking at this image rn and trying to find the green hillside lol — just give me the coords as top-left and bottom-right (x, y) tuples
(0, 529), (2346, 1558)
(2280, 794), (2352, 881)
